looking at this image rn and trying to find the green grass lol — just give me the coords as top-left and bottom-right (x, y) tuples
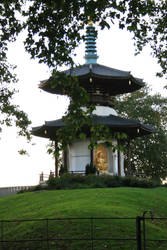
(0, 187), (167, 249)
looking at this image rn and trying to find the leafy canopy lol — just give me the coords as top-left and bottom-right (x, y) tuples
(1, 0), (167, 75)
(115, 86), (167, 179)
(0, 1), (31, 139)
(1, 0), (166, 146)
(0, 50), (31, 140)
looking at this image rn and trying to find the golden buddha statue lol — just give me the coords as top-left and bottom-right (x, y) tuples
(94, 144), (108, 173)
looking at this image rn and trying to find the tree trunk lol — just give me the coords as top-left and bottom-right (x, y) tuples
(90, 148), (94, 166)
(55, 141), (58, 177)
(127, 138), (131, 175)
(117, 140), (121, 176)
(63, 149), (68, 172)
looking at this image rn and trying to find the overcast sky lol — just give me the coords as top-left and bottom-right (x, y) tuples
(0, 24), (166, 187)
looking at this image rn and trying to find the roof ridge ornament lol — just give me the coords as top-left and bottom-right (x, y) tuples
(84, 21), (98, 64)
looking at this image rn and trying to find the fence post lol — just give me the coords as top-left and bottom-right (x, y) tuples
(142, 210), (154, 250)
(136, 216), (142, 250)
(46, 219), (49, 249)
(0, 220), (4, 249)
(90, 218), (94, 250)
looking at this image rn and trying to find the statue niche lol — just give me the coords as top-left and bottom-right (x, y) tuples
(93, 144), (108, 173)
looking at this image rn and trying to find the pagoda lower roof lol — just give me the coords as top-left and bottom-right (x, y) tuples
(32, 114), (154, 140)
(39, 63), (145, 96)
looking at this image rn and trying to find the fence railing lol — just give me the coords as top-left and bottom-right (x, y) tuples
(0, 186), (35, 197)
(0, 211), (167, 249)
(136, 211), (167, 250)
(68, 170), (85, 175)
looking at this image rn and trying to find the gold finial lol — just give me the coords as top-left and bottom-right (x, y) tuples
(88, 16), (93, 25)
(88, 21), (93, 25)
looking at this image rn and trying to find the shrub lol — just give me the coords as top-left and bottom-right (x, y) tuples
(103, 175), (123, 187)
(93, 182), (105, 188)
(59, 165), (67, 176)
(62, 173), (85, 184)
(47, 173), (89, 189)
(85, 163), (97, 175)
(21, 174), (160, 192)
(47, 175), (58, 187)
(122, 176), (159, 188)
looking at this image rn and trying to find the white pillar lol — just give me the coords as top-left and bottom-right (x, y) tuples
(113, 151), (118, 175)
(120, 152), (125, 176)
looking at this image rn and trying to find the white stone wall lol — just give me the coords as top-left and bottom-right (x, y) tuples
(82, 105), (118, 117)
(93, 106), (118, 116)
(68, 139), (90, 173)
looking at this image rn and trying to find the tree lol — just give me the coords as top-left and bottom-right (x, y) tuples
(0, 53), (31, 140)
(0, 0), (166, 140)
(0, 1), (31, 139)
(115, 86), (167, 180)
(1, 0), (167, 75)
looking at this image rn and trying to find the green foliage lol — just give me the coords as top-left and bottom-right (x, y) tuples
(18, 149), (29, 156)
(0, 1), (31, 138)
(0, 56), (31, 139)
(52, 71), (94, 152)
(59, 165), (67, 176)
(46, 174), (159, 190)
(1, 0), (167, 141)
(115, 86), (167, 179)
(0, 89), (31, 139)
(46, 174), (57, 188)
(85, 163), (97, 175)
(122, 176), (157, 188)
(1, 1), (166, 76)
(47, 173), (84, 189)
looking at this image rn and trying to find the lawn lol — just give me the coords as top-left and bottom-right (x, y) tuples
(0, 187), (167, 249)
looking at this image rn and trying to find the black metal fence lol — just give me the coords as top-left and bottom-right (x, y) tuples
(0, 211), (167, 249)
(136, 211), (167, 250)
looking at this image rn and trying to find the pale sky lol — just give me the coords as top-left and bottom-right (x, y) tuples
(0, 24), (166, 187)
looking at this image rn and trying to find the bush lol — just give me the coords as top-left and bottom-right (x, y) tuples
(47, 173), (89, 190)
(59, 165), (67, 176)
(103, 175), (123, 187)
(46, 175), (58, 188)
(21, 174), (160, 192)
(122, 176), (159, 188)
(53, 174), (158, 189)
(85, 163), (97, 175)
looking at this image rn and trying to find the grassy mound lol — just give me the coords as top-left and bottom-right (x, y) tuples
(0, 187), (167, 249)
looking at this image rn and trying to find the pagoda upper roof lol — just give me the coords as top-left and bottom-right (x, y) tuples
(39, 63), (145, 96)
(32, 114), (154, 140)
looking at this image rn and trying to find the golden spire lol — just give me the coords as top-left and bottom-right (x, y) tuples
(88, 16), (93, 26)
(88, 20), (93, 25)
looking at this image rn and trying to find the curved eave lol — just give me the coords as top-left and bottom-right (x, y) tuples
(39, 63), (145, 96)
(91, 115), (154, 138)
(31, 119), (63, 140)
(31, 115), (155, 140)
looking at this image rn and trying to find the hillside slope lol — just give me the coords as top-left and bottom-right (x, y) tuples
(0, 187), (167, 249)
